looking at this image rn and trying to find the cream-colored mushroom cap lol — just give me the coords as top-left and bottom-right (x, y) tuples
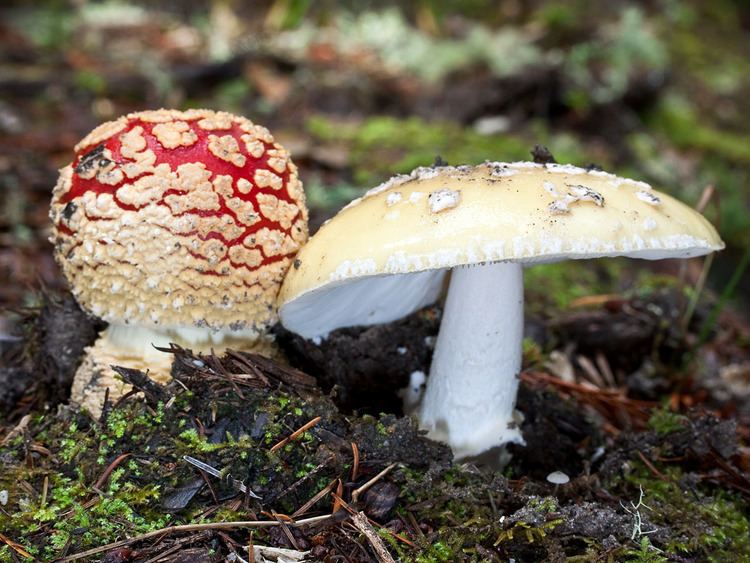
(279, 161), (723, 338)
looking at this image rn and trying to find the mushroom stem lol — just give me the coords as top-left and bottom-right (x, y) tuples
(106, 324), (265, 354)
(418, 262), (525, 459)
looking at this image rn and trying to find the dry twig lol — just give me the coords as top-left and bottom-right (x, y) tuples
(352, 463), (398, 503)
(0, 414), (31, 446)
(56, 515), (332, 562)
(521, 371), (654, 430)
(270, 416), (322, 453)
(92, 453), (131, 491)
(0, 533), (32, 559)
(351, 511), (396, 563)
(291, 478), (338, 519)
(351, 441), (360, 481)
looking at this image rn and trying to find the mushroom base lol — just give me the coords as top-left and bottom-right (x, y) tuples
(418, 262), (525, 459)
(70, 324), (279, 417)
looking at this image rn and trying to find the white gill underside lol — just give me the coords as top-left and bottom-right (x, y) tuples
(279, 238), (714, 341)
(279, 269), (446, 339)
(418, 262), (525, 459)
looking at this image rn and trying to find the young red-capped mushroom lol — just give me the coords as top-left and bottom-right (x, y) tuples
(277, 162), (723, 459)
(50, 108), (308, 414)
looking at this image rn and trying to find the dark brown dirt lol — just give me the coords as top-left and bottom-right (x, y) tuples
(548, 289), (701, 375)
(599, 413), (740, 482)
(1, 303), (748, 561)
(508, 385), (599, 480)
(0, 293), (100, 416)
(275, 307), (441, 414)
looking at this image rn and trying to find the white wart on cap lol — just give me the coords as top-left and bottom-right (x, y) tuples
(278, 162), (723, 459)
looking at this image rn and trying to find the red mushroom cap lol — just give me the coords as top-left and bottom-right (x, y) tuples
(50, 109), (308, 331)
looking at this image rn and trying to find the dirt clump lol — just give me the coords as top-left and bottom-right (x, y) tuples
(275, 306), (440, 414)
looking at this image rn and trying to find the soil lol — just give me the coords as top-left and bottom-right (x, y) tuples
(0, 295), (101, 416)
(0, 290), (748, 562)
(274, 307), (441, 415)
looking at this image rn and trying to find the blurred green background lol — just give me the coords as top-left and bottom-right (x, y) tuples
(0, 0), (748, 318)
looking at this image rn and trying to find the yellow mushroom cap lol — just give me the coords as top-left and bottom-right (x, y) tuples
(50, 109), (308, 332)
(278, 162), (723, 338)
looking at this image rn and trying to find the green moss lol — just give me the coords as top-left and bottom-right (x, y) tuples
(0, 466), (167, 560)
(617, 464), (750, 559)
(106, 409), (129, 439)
(414, 540), (454, 562)
(0, 375), (339, 558)
(176, 428), (223, 453)
(306, 114), (536, 186)
(494, 518), (563, 546)
(650, 95), (750, 164)
(528, 496), (558, 514)
(647, 407), (687, 435)
(524, 259), (623, 312)
(58, 422), (90, 464)
(623, 537), (669, 563)
(375, 420), (389, 436)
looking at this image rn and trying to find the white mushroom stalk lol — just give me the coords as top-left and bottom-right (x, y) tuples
(104, 324), (264, 360)
(419, 262), (524, 458)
